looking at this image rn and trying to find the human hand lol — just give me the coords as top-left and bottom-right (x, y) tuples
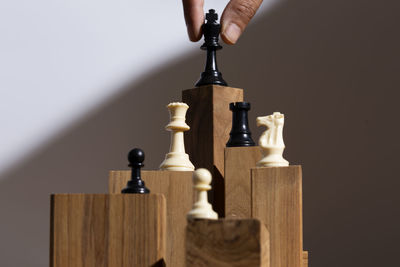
(182, 0), (263, 44)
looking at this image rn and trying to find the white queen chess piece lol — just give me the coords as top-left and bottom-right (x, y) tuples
(187, 168), (218, 220)
(160, 102), (195, 171)
(256, 112), (289, 167)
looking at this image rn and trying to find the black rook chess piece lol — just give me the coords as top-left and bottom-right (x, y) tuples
(195, 9), (228, 87)
(121, 148), (150, 194)
(226, 102), (256, 147)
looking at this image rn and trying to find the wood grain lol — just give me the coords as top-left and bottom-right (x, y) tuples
(186, 219), (270, 267)
(226, 151), (308, 264)
(182, 85), (243, 216)
(225, 146), (261, 218)
(109, 170), (194, 267)
(251, 166), (303, 267)
(303, 251), (309, 267)
(50, 193), (166, 267)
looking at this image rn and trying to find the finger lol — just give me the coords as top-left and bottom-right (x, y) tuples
(182, 0), (205, 42)
(220, 0), (263, 44)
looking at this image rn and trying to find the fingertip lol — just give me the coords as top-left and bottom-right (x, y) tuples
(221, 22), (242, 44)
(182, 0), (205, 42)
(187, 25), (203, 42)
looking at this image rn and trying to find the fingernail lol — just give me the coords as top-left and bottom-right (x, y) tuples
(223, 23), (242, 44)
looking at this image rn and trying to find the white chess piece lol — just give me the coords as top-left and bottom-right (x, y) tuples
(187, 168), (218, 220)
(160, 102), (195, 171)
(256, 112), (289, 167)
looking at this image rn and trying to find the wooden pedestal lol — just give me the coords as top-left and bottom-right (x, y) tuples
(252, 166), (303, 267)
(50, 193), (166, 267)
(225, 146), (261, 218)
(51, 81), (311, 266)
(109, 170), (194, 267)
(225, 147), (307, 266)
(182, 85), (243, 216)
(186, 219), (270, 267)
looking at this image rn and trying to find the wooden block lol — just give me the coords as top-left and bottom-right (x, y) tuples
(182, 85), (243, 177)
(186, 219), (270, 267)
(50, 193), (166, 267)
(251, 166), (303, 267)
(225, 146), (261, 218)
(182, 85), (243, 216)
(109, 170), (194, 267)
(303, 251), (309, 267)
(226, 157), (308, 265)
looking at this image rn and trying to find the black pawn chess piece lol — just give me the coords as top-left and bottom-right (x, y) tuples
(195, 9), (228, 87)
(226, 102), (256, 147)
(121, 148), (150, 194)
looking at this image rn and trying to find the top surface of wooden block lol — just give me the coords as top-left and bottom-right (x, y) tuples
(183, 84), (243, 93)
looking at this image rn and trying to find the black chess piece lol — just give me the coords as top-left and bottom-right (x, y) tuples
(121, 148), (150, 194)
(226, 102), (256, 147)
(195, 9), (228, 87)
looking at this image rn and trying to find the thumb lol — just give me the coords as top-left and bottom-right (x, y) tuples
(220, 0), (263, 44)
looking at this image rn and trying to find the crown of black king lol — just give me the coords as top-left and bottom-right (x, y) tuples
(201, 9), (222, 50)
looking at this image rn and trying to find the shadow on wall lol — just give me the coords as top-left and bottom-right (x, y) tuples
(1, 0), (400, 266)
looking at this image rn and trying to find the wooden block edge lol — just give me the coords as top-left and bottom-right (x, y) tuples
(183, 84), (244, 94)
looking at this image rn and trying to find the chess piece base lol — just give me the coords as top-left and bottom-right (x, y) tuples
(187, 202), (218, 220)
(121, 180), (150, 194)
(257, 147), (289, 167)
(226, 136), (256, 147)
(160, 152), (195, 171)
(195, 70), (227, 87)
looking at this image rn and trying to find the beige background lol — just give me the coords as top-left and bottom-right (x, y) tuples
(0, 0), (399, 266)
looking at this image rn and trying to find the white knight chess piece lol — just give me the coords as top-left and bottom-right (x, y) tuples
(160, 102), (195, 171)
(256, 112), (289, 167)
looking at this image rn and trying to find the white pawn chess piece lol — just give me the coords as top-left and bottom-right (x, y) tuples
(187, 168), (218, 220)
(160, 102), (195, 171)
(256, 112), (289, 167)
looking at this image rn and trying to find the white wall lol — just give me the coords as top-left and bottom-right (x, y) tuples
(0, 0), (277, 176)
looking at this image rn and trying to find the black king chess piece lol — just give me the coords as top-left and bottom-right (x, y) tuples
(226, 102), (256, 147)
(195, 9), (227, 87)
(121, 148), (150, 194)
